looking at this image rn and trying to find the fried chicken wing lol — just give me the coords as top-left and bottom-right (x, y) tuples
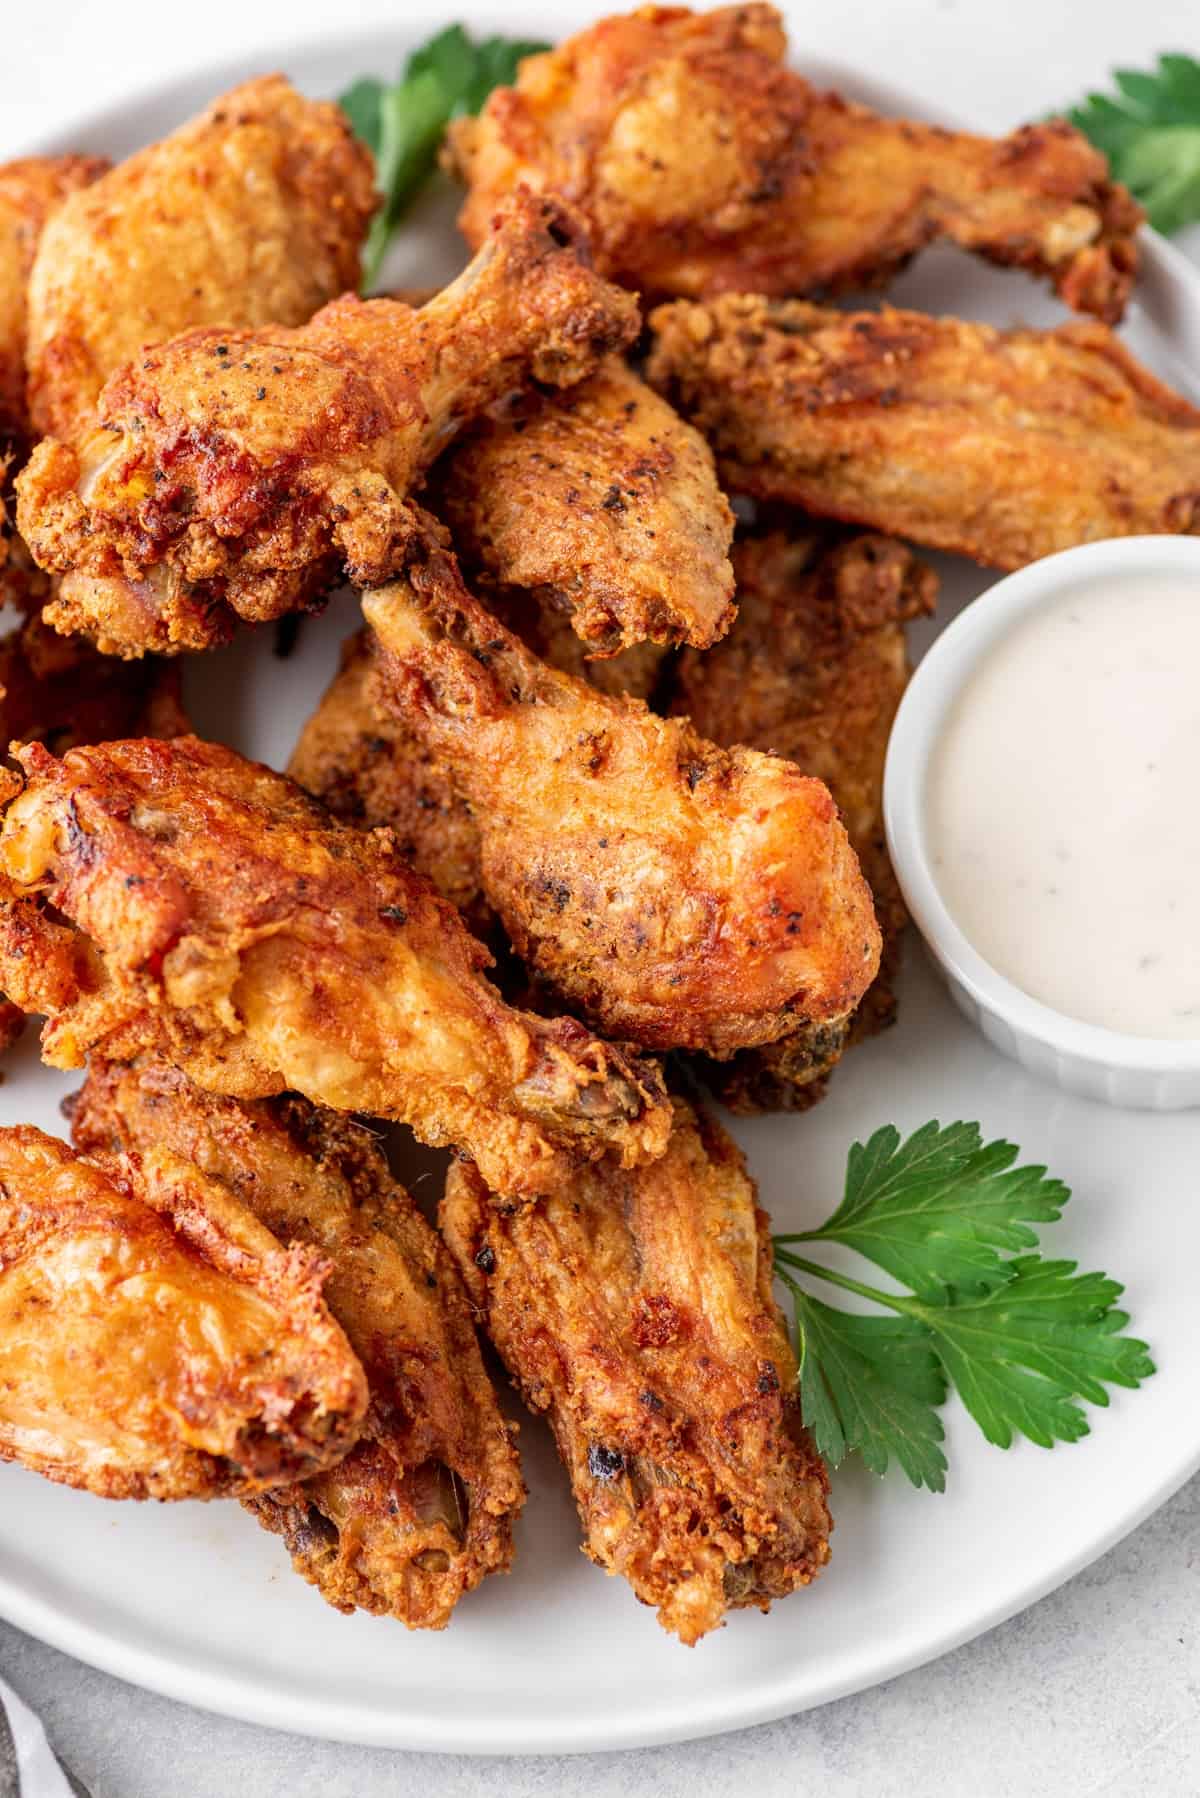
(25, 78), (375, 446)
(647, 297), (1200, 568)
(289, 628), (492, 935)
(72, 1063), (524, 1628)
(448, 4), (1140, 321)
(288, 600), (665, 941)
(0, 1124), (366, 1500)
(0, 610), (187, 758)
(17, 192), (641, 657)
(0, 154), (109, 448)
(364, 519), (880, 1058)
(0, 609), (185, 1055)
(0, 736), (669, 1196)
(442, 1096), (830, 1644)
(674, 528), (934, 1109)
(433, 357), (735, 656)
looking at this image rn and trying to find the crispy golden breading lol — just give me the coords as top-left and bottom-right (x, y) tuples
(442, 1096), (831, 1644)
(0, 736), (669, 1197)
(0, 610), (187, 759)
(0, 609), (185, 1056)
(0, 1123), (366, 1500)
(364, 519), (880, 1057)
(289, 629), (492, 936)
(72, 1063), (525, 1629)
(489, 586), (669, 700)
(674, 529), (934, 1110)
(647, 297), (1200, 569)
(25, 78), (375, 445)
(17, 193), (641, 658)
(288, 607), (664, 940)
(448, 4), (1140, 321)
(433, 358), (735, 655)
(0, 154), (109, 447)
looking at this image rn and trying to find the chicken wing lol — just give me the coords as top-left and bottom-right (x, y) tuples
(289, 628), (492, 936)
(674, 528), (935, 1109)
(647, 297), (1200, 569)
(71, 1062), (525, 1629)
(288, 603), (665, 943)
(0, 154), (109, 449)
(448, 4), (1140, 321)
(433, 357), (735, 656)
(17, 192), (640, 657)
(0, 610), (185, 1055)
(0, 736), (669, 1196)
(442, 1096), (831, 1644)
(25, 77), (375, 446)
(0, 609), (187, 758)
(0, 1124), (366, 1500)
(364, 518), (880, 1058)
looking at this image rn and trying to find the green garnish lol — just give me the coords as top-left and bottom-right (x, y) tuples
(340, 25), (548, 289)
(1064, 54), (1200, 234)
(774, 1122), (1154, 1492)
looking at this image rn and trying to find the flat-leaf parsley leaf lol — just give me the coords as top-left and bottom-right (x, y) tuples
(774, 1122), (1153, 1489)
(1063, 54), (1200, 234)
(341, 26), (547, 289)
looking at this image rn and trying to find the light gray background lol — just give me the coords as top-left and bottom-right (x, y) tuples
(5, 1), (1200, 1792)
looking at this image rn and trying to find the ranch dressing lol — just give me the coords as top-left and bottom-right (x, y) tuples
(926, 573), (1200, 1039)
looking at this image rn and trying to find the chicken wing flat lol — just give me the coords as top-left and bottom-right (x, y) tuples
(72, 1062), (525, 1629)
(17, 192), (640, 657)
(0, 736), (669, 1196)
(0, 154), (109, 449)
(442, 1096), (831, 1644)
(364, 519), (880, 1058)
(674, 528), (935, 1110)
(647, 298), (1200, 569)
(25, 77), (375, 446)
(0, 1124), (366, 1500)
(448, 4), (1140, 321)
(433, 357), (735, 656)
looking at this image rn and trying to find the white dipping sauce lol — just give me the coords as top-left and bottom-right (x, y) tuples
(926, 573), (1200, 1039)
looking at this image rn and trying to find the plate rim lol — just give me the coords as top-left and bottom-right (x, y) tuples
(6, 17), (1200, 1754)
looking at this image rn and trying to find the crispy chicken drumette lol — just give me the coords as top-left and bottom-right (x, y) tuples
(0, 154), (109, 449)
(25, 77), (375, 445)
(674, 527), (935, 1110)
(72, 1062), (525, 1629)
(288, 600), (666, 944)
(448, 3), (1140, 321)
(0, 1124), (366, 1500)
(442, 1096), (831, 1645)
(433, 357), (735, 656)
(364, 519), (880, 1059)
(647, 298), (1200, 569)
(288, 628), (494, 939)
(0, 736), (670, 1197)
(17, 192), (640, 657)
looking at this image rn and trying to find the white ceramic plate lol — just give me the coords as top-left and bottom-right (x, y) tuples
(4, 6), (1200, 1755)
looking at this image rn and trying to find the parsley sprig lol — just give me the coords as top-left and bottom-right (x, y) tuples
(1064, 54), (1200, 234)
(774, 1122), (1154, 1492)
(341, 26), (546, 290)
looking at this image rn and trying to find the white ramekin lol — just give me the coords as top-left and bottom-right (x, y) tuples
(884, 535), (1200, 1111)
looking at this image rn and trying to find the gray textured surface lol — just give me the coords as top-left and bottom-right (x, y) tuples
(1, 1474), (1197, 1796)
